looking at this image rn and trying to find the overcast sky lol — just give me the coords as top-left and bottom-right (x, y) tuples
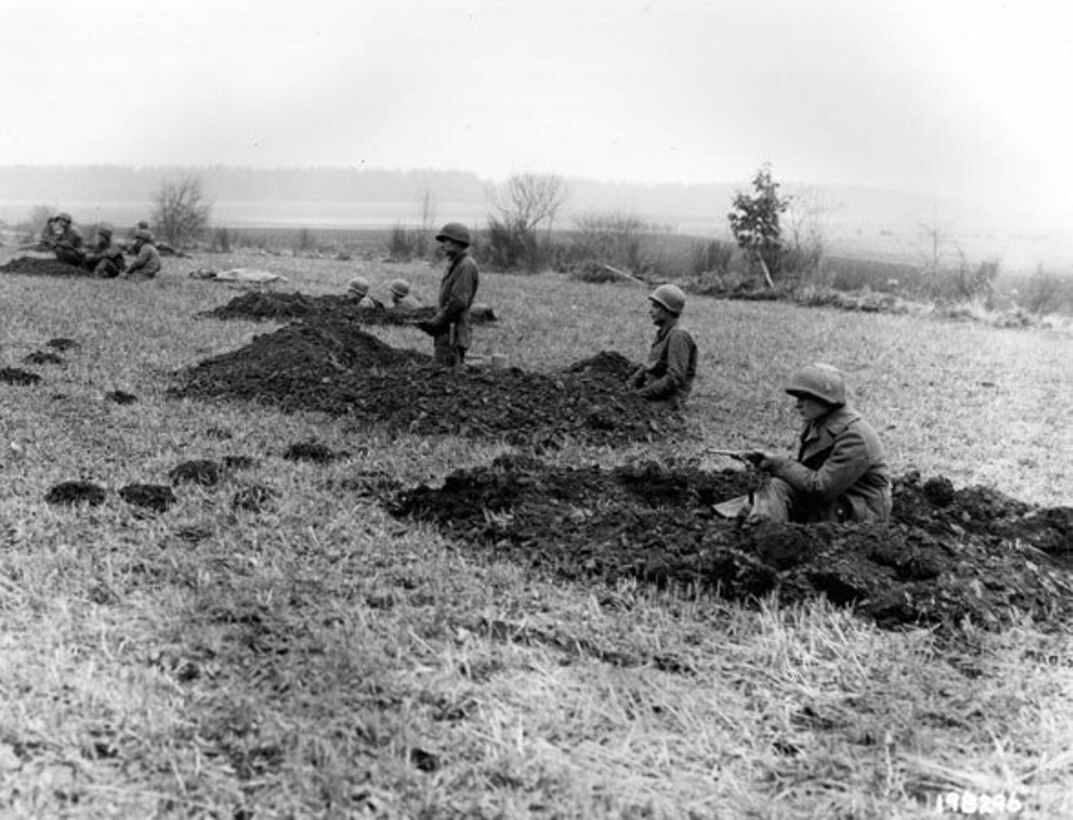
(3, 0), (1071, 222)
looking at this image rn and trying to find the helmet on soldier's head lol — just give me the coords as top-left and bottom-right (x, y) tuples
(648, 284), (686, 316)
(435, 222), (471, 247)
(389, 279), (410, 298)
(134, 228), (153, 242)
(57, 212), (72, 224)
(348, 276), (370, 296)
(785, 363), (846, 406)
(98, 224), (113, 237)
(137, 220), (150, 229)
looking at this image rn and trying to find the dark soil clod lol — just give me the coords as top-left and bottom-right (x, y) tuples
(169, 460), (224, 487)
(387, 456), (1073, 632)
(46, 337), (81, 351)
(283, 440), (340, 464)
(105, 390), (138, 405)
(231, 484), (277, 512)
(23, 351), (64, 366)
(0, 257), (90, 278)
(223, 454), (258, 471)
(46, 480), (107, 506)
(0, 367), (41, 386)
(119, 483), (177, 513)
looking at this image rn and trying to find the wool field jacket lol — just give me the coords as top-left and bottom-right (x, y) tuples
(433, 253), (479, 348)
(634, 319), (697, 404)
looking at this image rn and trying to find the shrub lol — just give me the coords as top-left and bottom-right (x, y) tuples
(688, 239), (735, 277)
(387, 223), (429, 261)
(152, 175), (212, 249)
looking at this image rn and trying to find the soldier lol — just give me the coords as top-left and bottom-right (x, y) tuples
(387, 279), (422, 312)
(417, 222), (479, 367)
(123, 229), (162, 279)
(347, 277), (383, 310)
(83, 224), (126, 278)
(717, 363), (892, 523)
(626, 284), (697, 411)
(42, 212), (84, 266)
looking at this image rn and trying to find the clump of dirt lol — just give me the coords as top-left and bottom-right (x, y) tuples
(283, 440), (344, 464)
(0, 257), (90, 278)
(222, 454), (257, 471)
(46, 481), (107, 506)
(119, 483), (177, 513)
(169, 460), (225, 487)
(387, 456), (1073, 632)
(200, 292), (496, 326)
(105, 390), (138, 405)
(170, 317), (677, 447)
(232, 484), (277, 512)
(0, 367), (41, 386)
(47, 338), (80, 351)
(23, 351), (64, 366)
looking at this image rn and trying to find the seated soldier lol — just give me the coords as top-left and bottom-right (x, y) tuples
(43, 212), (85, 266)
(387, 279), (422, 311)
(626, 284), (697, 411)
(83, 224), (126, 278)
(717, 363), (892, 524)
(347, 277), (383, 309)
(123, 229), (162, 279)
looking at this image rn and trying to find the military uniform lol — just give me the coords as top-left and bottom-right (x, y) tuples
(627, 317), (697, 410)
(42, 218), (84, 266)
(752, 405), (892, 523)
(430, 251), (479, 366)
(84, 234), (126, 278)
(126, 233), (162, 279)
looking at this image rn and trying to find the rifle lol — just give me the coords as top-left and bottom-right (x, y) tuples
(703, 449), (763, 466)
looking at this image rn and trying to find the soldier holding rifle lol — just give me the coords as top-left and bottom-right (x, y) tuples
(417, 222), (479, 367)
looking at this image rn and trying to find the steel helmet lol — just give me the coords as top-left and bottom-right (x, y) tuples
(57, 212), (72, 223)
(134, 228), (153, 242)
(435, 222), (471, 247)
(348, 276), (370, 296)
(785, 363), (846, 406)
(389, 279), (410, 297)
(648, 284), (686, 315)
(97, 224), (113, 237)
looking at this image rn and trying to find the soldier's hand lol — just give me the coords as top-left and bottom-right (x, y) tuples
(742, 451), (767, 468)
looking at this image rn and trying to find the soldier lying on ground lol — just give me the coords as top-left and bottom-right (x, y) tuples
(715, 363), (892, 523)
(626, 284), (697, 411)
(83, 224), (126, 278)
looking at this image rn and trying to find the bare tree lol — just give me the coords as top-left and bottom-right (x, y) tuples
(490, 173), (567, 234)
(152, 174), (212, 248)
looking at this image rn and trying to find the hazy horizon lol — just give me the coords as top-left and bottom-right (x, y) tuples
(4, 1), (1072, 228)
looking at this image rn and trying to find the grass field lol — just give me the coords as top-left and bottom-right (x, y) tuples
(0, 247), (1071, 817)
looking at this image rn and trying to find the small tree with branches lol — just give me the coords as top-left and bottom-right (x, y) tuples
(485, 173), (567, 272)
(728, 163), (789, 289)
(152, 175), (212, 249)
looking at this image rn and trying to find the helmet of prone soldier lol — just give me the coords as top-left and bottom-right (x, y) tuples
(348, 276), (370, 296)
(97, 224), (113, 237)
(389, 279), (410, 298)
(785, 363), (847, 407)
(648, 283), (686, 316)
(435, 222), (471, 247)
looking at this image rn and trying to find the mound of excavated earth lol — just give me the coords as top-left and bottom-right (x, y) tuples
(170, 318), (675, 447)
(387, 455), (1073, 631)
(0, 257), (92, 278)
(200, 291), (496, 326)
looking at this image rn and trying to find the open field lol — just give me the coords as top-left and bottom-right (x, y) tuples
(0, 247), (1071, 817)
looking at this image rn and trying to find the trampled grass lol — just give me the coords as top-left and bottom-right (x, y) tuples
(0, 248), (1070, 817)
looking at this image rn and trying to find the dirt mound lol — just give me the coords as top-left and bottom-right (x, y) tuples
(387, 455), (1073, 631)
(0, 257), (90, 278)
(0, 368), (41, 386)
(170, 318), (678, 447)
(283, 440), (345, 464)
(119, 483), (177, 513)
(105, 390), (138, 405)
(46, 481), (107, 506)
(200, 292), (495, 326)
(47, 338), (80, 351)
(169, 460), (225, 487)
(23, 351), (64, 366)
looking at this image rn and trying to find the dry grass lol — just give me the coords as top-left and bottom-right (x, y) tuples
(0, 247), (1070, 817)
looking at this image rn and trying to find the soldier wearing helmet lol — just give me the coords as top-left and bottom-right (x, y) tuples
(626, 284), (698, 410)
(417, 222), (479, 367)
(83, 224), (126, 278)
(347, 276), (384, 310)
(41, 212), (85, 266)
(721, 363), (892, 524)
(123, 228), (162, 279)
(387, 278), (422, 312)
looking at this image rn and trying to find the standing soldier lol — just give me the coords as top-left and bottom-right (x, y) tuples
(626, 284), (698, 411)
(124, 229), (162, 279)
(83, 224), (126, 278)
(418, 222), (479, 367)
(42, 212), (85, 266)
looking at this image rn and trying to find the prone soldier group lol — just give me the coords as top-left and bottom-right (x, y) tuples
(40, 214), (160, 279)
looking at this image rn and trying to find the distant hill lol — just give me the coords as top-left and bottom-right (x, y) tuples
(1, 165), (1068, 270)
